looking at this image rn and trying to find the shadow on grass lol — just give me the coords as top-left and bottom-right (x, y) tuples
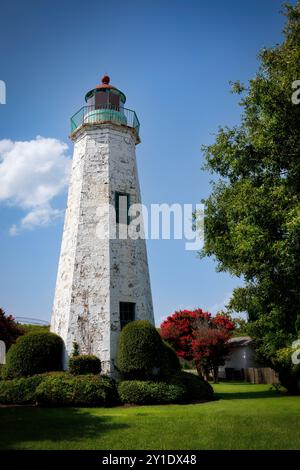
(0, 407), (128, 450)
(215, 390), (280, 400)
(215, 391), (281, 400)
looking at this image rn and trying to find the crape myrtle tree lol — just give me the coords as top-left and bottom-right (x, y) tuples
(160, 309), (234, 382)
(0, 308), (23, 350)
(192, 319), (233, 383)
(198, 2), (300, 392)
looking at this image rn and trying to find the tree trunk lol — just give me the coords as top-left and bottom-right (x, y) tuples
(213, 366), (219, 384)
(195, 360), (205, 380)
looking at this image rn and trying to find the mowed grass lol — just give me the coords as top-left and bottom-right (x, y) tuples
(0, 382), (299, 450)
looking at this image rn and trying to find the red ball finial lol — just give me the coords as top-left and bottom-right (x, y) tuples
(102, 75), (110, 85)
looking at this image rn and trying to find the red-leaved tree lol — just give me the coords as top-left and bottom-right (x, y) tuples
(160, 309), (234, 382)
(0, 308), (23, 350)
(192, 319), (233, 382)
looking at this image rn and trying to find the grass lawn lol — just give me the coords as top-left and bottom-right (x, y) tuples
(0, 382), (299, 450)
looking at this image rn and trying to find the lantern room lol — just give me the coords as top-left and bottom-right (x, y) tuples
(85, 75), (126, 111)
(70, 74), (140, 143)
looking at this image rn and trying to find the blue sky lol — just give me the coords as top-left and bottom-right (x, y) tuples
(0, 0), (288, 325)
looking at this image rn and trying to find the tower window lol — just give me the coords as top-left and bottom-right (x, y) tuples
(95, 89), (108, 109)
(120, 302), (135, 329)
(115, 192), (130, 225)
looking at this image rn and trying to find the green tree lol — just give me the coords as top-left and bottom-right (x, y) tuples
(200, 2), (300, 393)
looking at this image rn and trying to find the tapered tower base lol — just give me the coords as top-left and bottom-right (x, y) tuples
(51, 119), (154, 374)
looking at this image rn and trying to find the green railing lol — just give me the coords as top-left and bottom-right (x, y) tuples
(70, 104), (140, 137)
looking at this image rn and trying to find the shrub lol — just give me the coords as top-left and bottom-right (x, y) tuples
(182, 362), (192, 370)
(36, 374), (118, 407)
(161, 341), (181, 376)
(118, 371), (214, 405)
(118, 379), (186, 405)
(21, 324), (50, 335)
(72, 341), (80, 356)
(117, 320), (165, 379)
(0, 375), (44, 404)
(69, 355), (101, 375)
(170, 371), (214, 401)
(278, 366), (300, 394)
(2, 332), (63, 379)
(273, 346), (300, 394)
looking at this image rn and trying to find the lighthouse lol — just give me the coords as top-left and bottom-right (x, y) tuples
(51, 75), (154, 374)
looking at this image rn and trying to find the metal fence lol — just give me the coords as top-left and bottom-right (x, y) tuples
(70, 104), (140, 137)
(15, 317), (50, 325)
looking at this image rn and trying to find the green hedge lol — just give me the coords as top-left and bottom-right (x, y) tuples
(35, 374), (118, 407)
(0, 372), (69, 405)
(118, 372), (214, 405)
(117, 320), (167, 379)
(0, 373), (118, 407)
(0, 371), (213, 407)
(0, 375), (44, 404)
(69, 355), (101, 375)
(118, 379), (186, 405)
(2, 332), (63, 379)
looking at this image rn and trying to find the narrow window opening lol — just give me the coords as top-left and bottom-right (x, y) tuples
(120, 302), (135, 329)
(115, 192), (130, 225)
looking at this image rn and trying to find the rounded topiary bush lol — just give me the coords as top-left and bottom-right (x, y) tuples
(117, 320), (165, 379)
(69, 355), (101, 375)
(161, 341), (181, 376)
(118, 379), (186, 405)
(36, 374), (118, 407)
(2, 332), (63, 379)
(170, 371), (214, 402)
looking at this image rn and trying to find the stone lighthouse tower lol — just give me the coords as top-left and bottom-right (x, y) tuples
(51, 75), (154, 374)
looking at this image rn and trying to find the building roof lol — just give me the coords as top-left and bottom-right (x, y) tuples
(228, 336), (252, 347)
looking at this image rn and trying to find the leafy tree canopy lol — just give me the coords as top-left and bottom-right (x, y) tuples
(160, 309), (234, 381)
(200, 2), (300, 375)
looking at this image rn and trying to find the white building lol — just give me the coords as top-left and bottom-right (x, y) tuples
(51, 75), (154, 374)
(219, 336), (258, 380)
(219, 336), (278, 384)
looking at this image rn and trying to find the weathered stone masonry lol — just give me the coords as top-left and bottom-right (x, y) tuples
(51, 112), (154, 374)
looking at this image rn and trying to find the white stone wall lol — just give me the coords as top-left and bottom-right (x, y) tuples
(108, 127), (154, 365)
(51, 123), (154, 373)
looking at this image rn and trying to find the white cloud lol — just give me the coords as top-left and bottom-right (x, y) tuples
(9, 224), (18, 237)
(0, 136), (71, 234)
